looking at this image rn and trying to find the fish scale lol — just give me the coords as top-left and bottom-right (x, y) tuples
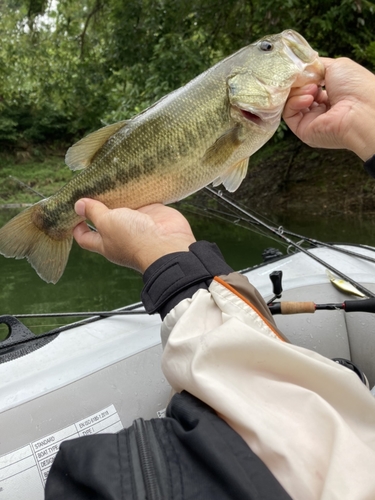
(0, 29), (325, 283)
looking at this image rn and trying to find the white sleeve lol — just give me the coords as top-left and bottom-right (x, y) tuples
(161, 275), (375, 500)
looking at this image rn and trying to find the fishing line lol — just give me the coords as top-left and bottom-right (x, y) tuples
(192, 193), (375, 265)
(179, 201), (285, 247)
(181, 203), (278, 244)
(203, 186), (287, 231)
(210, 191), (375, 262)
(281, 229), (375, 263)
(201, 189), (293, 246)
(205, 186), (375, 298)
(180, 194), (375, 299)
(202, 186), (375, 259)
(9, 175), (45, 199)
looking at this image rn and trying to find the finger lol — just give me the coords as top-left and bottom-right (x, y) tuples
(74, 199), (87, 218)
(74, 198), (110, 226)
(313, 86), (329, 106)
(283, 95), (317, 135)
(289, 83), (318, 97)
(283, 100), (328, 141)
(73, 220), (104, 253)
(296, 102), (328, 127)
(283, 94), (315, 119)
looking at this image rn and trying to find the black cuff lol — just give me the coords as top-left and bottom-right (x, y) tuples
(364, 154), (375, 178)
(141, 241), (233, 317)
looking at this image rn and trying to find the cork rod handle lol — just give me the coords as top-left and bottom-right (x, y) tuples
(280, 302), (316, 314)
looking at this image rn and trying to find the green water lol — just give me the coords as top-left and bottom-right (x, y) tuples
(1, 203), (375, 335)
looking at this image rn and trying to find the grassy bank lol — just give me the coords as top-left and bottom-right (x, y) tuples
(0, 145), (73, 206)
(0, 137), (374, 215)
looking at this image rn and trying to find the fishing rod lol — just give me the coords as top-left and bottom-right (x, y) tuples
(0, 301), (148, 352)
(276, 228), (375, 263)
(9, 175), (45, 198)
(205, 186), (375, 299)
(266, 269), (375, 314)
(10, 300), (146, 320)
(190, 197), (375, 265)
(180, 202), (284, 247)
(199, 188), (375, 263)
(269, 298), (375, 315)
(13, 309), (148, 318)
(185, 199), (375, 273)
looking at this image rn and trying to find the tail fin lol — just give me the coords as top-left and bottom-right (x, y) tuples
(0, 204), (73, 284)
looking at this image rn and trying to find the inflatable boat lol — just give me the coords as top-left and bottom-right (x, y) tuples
(1, 240), (375, 499)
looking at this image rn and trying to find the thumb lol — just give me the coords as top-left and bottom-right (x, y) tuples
(74, 198), (109, 226)
(73, 198), (109, 254)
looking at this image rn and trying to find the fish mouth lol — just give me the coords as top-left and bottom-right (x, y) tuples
(240, 109), (263, 125)
(239, 106), (282, 126)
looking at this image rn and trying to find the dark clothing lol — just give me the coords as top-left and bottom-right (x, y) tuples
(45, 391), (291, 500)
(141, 241), (233, 318)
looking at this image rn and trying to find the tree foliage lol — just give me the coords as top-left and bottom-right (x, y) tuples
(0, 0), (374, 147)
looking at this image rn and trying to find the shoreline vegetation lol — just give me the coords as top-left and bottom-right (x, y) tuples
(0, 136), (374, 217)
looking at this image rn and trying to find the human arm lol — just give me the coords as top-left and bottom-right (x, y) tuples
(73, 198), (375, 500)
(283, 57), (375, 161)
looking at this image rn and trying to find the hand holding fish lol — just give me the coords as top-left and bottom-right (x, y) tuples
(73, 199), (196, 273)
(283, 57), (375, 161)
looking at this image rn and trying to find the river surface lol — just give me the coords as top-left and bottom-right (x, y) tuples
(1, 201), (375, 336)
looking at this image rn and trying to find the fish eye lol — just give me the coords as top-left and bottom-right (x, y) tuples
(259, 40), (273, 52)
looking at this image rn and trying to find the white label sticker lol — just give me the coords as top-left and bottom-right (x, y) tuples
(0, 405), (123, 499)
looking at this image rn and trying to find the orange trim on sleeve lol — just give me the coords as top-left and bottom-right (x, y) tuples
(213, 276), (289, 343)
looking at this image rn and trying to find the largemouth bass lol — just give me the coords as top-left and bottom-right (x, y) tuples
(0, 30), (324, 283)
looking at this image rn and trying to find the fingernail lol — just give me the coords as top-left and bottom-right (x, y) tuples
(75, 200), (86, 217)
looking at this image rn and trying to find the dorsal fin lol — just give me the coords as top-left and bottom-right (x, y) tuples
(65, 120), (129, 170)
(212, 157), (249, 192)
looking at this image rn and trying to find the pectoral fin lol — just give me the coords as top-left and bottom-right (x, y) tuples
(203, 125), (244, 165)
(65, 120), (129, 170)
(212, 157), (249, 192)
